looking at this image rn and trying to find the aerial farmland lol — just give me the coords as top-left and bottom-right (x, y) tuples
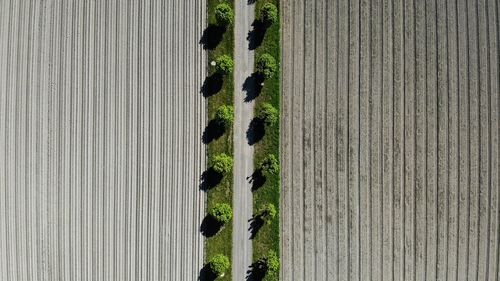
(281, 0), (499, 280)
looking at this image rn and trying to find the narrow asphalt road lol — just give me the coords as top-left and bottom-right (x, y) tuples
(232, 0), (255, 280)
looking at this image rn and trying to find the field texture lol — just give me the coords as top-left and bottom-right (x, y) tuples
(281, 0), (499, 280)
(0, 0), (206, 280)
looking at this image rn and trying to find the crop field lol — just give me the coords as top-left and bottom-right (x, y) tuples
(0, 0), (206, 280)
(281, 0), (499, 280)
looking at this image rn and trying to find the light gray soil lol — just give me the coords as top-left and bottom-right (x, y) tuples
(232, 0), (255, 280)
(0, 0), (206, 280)
(280, 0), (499, 280)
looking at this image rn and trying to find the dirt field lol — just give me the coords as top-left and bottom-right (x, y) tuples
(0, 1), (205, 280)
(281, 0), (499, 280)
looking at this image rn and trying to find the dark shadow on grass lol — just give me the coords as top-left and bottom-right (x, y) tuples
(200, 168), (223, 191)
(203, 119), (225, 144)
(246, 118), (265, 145)
(247, 20), (267, 50)
(201, 73), (223, 98)
(199, 264), (217, 281)
(243, 73), (264, 102)
(247, 169), (266, 191)
(200, 215), (223, 238)
(200, 24), (226, 50)
(246, 261), (267, 281)
(248, 216), (265, 239)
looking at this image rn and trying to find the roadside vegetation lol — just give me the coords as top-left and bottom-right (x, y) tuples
(203, 0), (235, 280)
(251, 0), (281, 279)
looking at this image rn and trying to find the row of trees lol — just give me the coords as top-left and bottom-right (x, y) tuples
(206, 2), (281, 280)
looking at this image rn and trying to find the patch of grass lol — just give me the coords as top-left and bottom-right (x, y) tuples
(252, 0), (280, 271)
(204, 0), (234, 280)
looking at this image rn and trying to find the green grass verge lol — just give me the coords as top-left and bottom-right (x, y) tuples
(205, 0), (234, 280)
(252, 0), (281, 271)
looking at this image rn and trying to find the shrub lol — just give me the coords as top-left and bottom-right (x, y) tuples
(258, 103), (278, 126)
(261, 250), (280, 279)
(215, 105), (234, 128)
(210, 203), (233, 225)
(212, 153), (233, 175)
(261, 3), (278, 26)
(256, 54), (278, 79)
(209, 254), (230, 277)
(260, 154), (279, 177)
(215, 55), (234, 76)
(215, 3), (234, 26)
(258, 203), (277, 224)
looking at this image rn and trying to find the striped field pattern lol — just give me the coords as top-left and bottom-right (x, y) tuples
(0, 0), (206, 280)
(281, 0), (499, 280)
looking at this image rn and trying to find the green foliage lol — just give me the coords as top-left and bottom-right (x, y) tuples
(215, 55), (234, 76)
(260, 154), (279, 177)
(256, 53), (278, 79)
(257, 102), (278, 126)
(259, 203), (277, 224)
(209, 254), (231, 277)
(212, 153), (233, 175)
(260, 3), (278, 26)
(210, 203), (233, 225)
(261, 250), (280, 280)
(215, 3), (234, 26)
(215, 105), (234, 128)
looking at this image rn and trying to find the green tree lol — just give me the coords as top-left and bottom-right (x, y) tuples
(215, 105), (234, 128)
(256, 53), (278, 79)
(209, 254), (230, 277)
(258, 102), (278, 126)
(261, 250), (280, 280)
(215, 3), (234, 26)
(260, 154), (279, 177)
(210, 203), (233, 225)
(258, 203), (277, 224)
(260, 3), (278, 26)
(212, 153), (233, 175)
(215, 55), (234, 76)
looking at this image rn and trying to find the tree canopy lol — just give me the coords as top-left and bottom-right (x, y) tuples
(260, 154), (279, 177)
(215, 105), (234, 128)
(261, 3), (278, 26)
(212, 153), (233, 174)
(259, 203), (277, 224)
(209, 254), (230, 277)
(256, 53), (278, 79)
(215, 3), (234, 26)
(210, 203), (233, 224)
(257, 102), (279, 126)
(215, 55), (234, 76)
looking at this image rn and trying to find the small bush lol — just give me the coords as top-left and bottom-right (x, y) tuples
(215, 105), (234, 128)
(256, 54), (278, 79)
(258, 203), (277, 224)
(210, 203), (233, 225)
(215, 3), (234, 26)
(260, 154), (279, 177)
(212, 153), (233, 175)
(257, 103), (278, 126)
(261, 3), (278, 26)
(215, 55), (234, 76)
(209, 254), (230, 277)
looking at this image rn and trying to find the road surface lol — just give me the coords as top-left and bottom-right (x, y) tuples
(232, 0), (255, 280)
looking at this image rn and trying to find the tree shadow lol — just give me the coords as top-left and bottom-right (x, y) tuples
(247, 0), (258, 4)
(246, 118), (265, 145)
(247, 20), (267, 50)
(200, 215), (223, 238)
(199, 168), (223, 191)
(200, 24), (226, 50)
(201, 73), (223, 98)
(248, 216), (265, 239)
(203, 119), (225, 144)
(247, 169), (266, 191)
(199, 264), (217, 281)
(246, 261), (267, 281)
(243, 73), (264, 102)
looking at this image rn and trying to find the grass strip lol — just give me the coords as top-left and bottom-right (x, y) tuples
(204, 0), (235, 280)
(252, 0), (281, 273)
